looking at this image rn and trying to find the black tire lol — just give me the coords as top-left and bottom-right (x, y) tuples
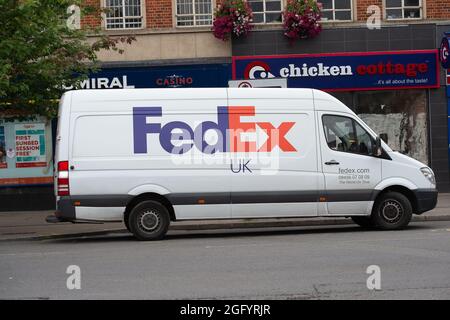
(371, 192), (412, 230)
(351, 216), (374, 228)
(128, 200), (170, 240)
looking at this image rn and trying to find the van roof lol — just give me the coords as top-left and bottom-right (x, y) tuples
(67, 87), (313, 100)
(65, 88), (355, 115)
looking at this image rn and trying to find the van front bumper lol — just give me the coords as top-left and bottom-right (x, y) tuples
(414, 188), (438, 214)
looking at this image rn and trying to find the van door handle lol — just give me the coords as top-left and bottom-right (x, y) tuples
(325, 160), (340, 165)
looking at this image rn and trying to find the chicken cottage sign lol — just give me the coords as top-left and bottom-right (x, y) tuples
(232, 50), (439, 91)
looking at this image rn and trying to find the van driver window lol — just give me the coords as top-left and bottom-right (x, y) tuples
(323, 115), (374, 156)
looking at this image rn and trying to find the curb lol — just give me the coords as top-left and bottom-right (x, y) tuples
(1, 214), (450, 242)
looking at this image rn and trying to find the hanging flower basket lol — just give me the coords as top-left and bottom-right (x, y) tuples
(282, 0), (322, 43)
(212, 0), (253, 41)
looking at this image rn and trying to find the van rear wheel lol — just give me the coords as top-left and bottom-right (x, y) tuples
(128, 200), (170, 240)
(351, 216), (374, 228)
(371, 192), (412, 230)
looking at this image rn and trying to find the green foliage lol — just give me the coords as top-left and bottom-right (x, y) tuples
(0, 0), (135, 120)
(215, 0), (250, 18)
(285, 0), (321, 13)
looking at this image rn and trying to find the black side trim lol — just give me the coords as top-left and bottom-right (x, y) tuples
(413, 188), (438, 214)
(167, 193), (230, 205)
(232, 191), (318, 204)
(55, 190), (380, 214)
(168, 190), (376, 205)
(69, 195), (132, 207)
(325, 189), (380, 202)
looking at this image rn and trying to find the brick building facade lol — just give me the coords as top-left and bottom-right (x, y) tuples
(82, 1), (449, 29)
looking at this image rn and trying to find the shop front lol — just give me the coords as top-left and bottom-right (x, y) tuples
(0, 62), (231, 211)
(233, 50), (439, 166)
(0, 118), (55, 211)
(63, 62), (231, 90)
(232, 23), (450, 190)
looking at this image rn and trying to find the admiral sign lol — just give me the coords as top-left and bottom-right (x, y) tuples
(64, 64), (230, 90)
(232, 50), (439, 91)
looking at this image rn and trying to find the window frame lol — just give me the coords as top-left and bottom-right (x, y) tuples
(383, 0), (424, 21)
(321, 114), (379, 158)
(103, 0), (145, 30)
(248, 0), (283, 25)
(175, 0), (214, 28)
(320, 0), (354, 23)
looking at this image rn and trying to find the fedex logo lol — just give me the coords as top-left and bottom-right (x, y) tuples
(133, 106), (296, 154)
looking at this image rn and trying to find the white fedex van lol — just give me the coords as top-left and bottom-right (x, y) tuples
(46, 88), (437, 240)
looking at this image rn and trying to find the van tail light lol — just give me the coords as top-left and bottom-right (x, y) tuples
(57, 161), (70, 196)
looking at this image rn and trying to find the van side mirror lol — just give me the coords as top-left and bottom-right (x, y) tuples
(373, 137), (382, 157)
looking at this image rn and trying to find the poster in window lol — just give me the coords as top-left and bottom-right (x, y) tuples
(0, 126), (6, 169)
(15, 123), (47, 168)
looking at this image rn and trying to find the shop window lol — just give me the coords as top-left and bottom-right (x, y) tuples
(248, 0), (282, 24)
(176, 0), (213, 26)
(0, 118), (54, 186)
(320, 0), (353, 22)
(331, 90), (429, 165)
(105, 0), (143, 29)
(385, 0), (423, 20)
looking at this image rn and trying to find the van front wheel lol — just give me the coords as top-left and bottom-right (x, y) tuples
(128, 200), (170, 241)
(371, 192), (412, 230)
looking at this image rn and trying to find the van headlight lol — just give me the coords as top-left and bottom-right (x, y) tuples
(421, 167), (435, 185)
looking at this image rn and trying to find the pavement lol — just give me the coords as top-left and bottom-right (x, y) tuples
(1, 193), (449, 241)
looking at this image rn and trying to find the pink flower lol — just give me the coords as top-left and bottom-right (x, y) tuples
(212, 0), (253, 41)
(282, 0), (322, 43)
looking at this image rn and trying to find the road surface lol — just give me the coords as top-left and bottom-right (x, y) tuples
(1, 220), (450, 299)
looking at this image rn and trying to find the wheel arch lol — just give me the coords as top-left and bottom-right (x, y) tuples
(375, 185), (418, 214)
(125, 193), (176, 221)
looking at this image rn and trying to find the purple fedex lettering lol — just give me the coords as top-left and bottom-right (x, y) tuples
(160, 121), (194, 154)
(194, 107), (229, 153)
(133, 106), (230, 154)
(133, 107), (193, 154)
(133, 107), (161, 153)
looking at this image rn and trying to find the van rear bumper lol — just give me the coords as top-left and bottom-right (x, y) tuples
(46, 197), (76, 223)
(414, 188), (438, 214)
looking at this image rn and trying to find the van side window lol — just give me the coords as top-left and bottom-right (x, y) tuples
(322, 115), (374, 156)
